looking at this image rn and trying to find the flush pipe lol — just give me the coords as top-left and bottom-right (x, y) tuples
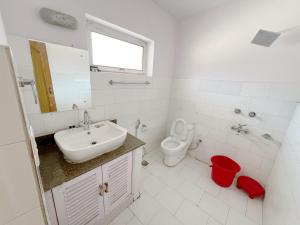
(187, 133), (210, 165)
(135, 119), (149, 166)
(188, 139), (202, 150)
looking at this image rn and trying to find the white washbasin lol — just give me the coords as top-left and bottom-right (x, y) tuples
(54, 121), (127, 163)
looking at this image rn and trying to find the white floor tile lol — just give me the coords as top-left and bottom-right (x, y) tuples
(144, 150), (163, 164)
(178, 166), (201, 184)
(196, 175), (221, 197)
(207, 218), (222, 225)
(182, 157), (209, 173)
(141, 174), (166, 197)
(149, 209), (183, 225)
(226, 209), (257, 225)
(155, 186), (184, 214)
(146, 161), (169, 178)
(140, 168), (151, 183)
(218, 188), (248, 214)
(175, 200), (209, 225)
(128, 158), (261, 225)
(160, 170), (186, 189)
(198, 192), (229, 224)
(127, 217), (143, 225)
(129, 192), (161, 224)
(246, 199), (262, 225)
(109, 208), (134, 225)
(176, 181), (204, 204)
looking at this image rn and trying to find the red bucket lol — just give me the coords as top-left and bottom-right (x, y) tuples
(211, 155), (241, 187)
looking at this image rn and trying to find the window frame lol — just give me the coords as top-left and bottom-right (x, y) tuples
(87, 21), (148, 75)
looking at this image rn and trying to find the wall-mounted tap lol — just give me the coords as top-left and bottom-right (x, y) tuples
(231, 124), (249, 135)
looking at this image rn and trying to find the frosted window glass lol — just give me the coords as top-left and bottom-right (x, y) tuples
(91, 32), (144, 71)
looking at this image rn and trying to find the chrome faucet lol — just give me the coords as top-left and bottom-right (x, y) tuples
(82, 110), (91, 130)
(231, 124), (249, 135)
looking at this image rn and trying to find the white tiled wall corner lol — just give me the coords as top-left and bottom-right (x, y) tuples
(168, 78), (299, 184)
(8, 35), (173, 149)
(0, 47), (26, 146)
(0, 44), (45, 225)
(263, 104), (300, 225)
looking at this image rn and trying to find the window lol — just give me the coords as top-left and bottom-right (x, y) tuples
(91, 32), (144, 71)
(87, 16), (153, 75)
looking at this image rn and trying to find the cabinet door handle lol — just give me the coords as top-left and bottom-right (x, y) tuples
(99, 183), (109, 196)
(104, 182), (109, 193)
(99, 184), (105, 196)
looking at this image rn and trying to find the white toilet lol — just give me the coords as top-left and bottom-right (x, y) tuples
(161, 119), (195, 166)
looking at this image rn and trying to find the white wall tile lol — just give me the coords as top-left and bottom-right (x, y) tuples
(27, 113), (45, 136)
(42, 111), (78, 134)
(92, 90), (114, 106)
(268, 83), (300, 102)
(263, 104), (300, 225)
(0, 142), (40, 225)
(168, 78), (296, 184)
(241, 83), (270, 98)
(0, 48), (26, 145)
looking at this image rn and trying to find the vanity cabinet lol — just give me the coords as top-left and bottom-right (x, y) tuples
(50, 152), (133, 225)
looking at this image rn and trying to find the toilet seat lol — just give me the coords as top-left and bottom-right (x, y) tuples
(161, 137), (186, 153)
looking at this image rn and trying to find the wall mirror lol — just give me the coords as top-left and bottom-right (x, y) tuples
(12, 38), (92, 113)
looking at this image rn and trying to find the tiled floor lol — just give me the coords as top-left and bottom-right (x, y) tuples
(109, 149), (263, 225)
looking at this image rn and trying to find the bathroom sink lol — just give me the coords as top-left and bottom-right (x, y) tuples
(54, 121), (127, 163)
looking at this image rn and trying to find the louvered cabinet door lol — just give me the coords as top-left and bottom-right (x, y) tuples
(52, 167), (104, 225)
(102, 152), (133, 214)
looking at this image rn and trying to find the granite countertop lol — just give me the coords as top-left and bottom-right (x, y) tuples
(38, 133), (145, 191)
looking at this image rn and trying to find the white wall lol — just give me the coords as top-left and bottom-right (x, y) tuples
(0, 25), (45, 225)
(0, 0), (176, 150)
(0, 12), (7, 45)
(263, 104), (300, 225)
(168, 0), (300, 184)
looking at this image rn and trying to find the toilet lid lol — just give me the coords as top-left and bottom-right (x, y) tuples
(170, 119), (187, 141)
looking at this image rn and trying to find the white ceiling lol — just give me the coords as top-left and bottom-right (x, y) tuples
(153, 0), (236, 19)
